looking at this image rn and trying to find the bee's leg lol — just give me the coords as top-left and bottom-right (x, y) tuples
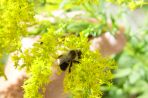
(73, 60), (80, 63)
(69, 61), (72, 72)
(58, 55), (63, 58)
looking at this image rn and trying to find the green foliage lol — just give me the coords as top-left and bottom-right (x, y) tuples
(103, 24), (148, 98)
(57, 18), (118, 37)
(1, 0), (146, 98)
(0, 0), (34, 54)
(27, 0), (146, 39)
(61, 0), (146, 10)
(107, 0), (146, 10)
(32, 0), (62, 12)
(30, 0), (123, 37)
(28, 21), (57, 35)
(0, 0), (34, 77)
(23, 59), (51, 98)
(13, 30), (60, 98)
(0, 53), (8, 79)
(13, 28), (116, 98)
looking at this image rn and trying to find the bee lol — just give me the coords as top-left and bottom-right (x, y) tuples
(57, 50), (82, 72)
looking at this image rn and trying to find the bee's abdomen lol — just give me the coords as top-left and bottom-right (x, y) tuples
(59, 62), (69, 71)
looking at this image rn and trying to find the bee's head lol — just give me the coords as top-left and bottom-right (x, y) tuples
(68, 50), (82, 59)
(68, 50), (76, 59)
(75, 50), (82, 59)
